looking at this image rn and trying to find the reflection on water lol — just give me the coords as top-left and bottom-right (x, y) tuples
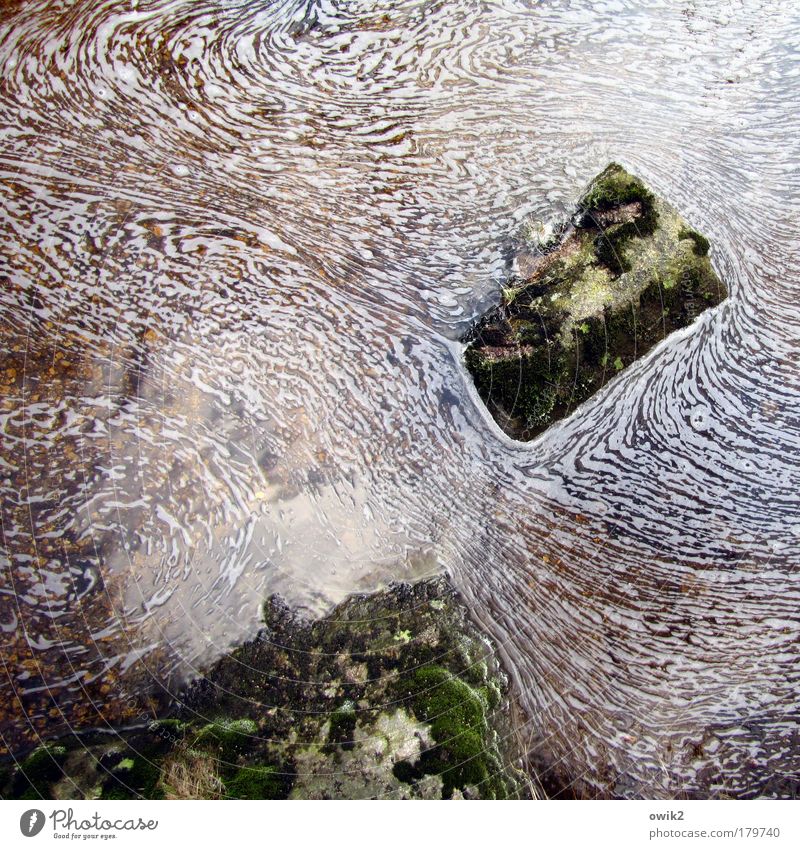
(1, 0), (799, 796)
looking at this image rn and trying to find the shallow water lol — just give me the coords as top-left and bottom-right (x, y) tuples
(1, 0), (799, 796)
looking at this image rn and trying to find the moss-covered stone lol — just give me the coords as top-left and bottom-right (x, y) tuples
(193, 718), (258, 757)
(100, 755), (162, 800)
(327, 701), (358, 751)
(464, 163), (727, 440)
(678, 227), (710, 257)
(396, 665), (505, 798)
(224, 765), (285, 800)
(12, 745), (67, 799)
(0, 578), (532, 801)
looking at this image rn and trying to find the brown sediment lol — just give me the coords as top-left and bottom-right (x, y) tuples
(0, 321), (168, 754)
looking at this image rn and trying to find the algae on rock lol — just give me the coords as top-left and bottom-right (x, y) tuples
(463, 163), (727, 440)
(0, 579), (533, 801)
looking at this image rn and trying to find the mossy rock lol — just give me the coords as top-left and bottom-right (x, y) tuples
(396, 665), (508, 799)
(100, 755), (163, 800)
(193, 718), (259, 757)
(678, 227), (710, 257)
(3, 578), (530, 801)
(464, 163), (727, 440)
(327, 701), (358, 751)
(12, 745), (67, 799)
(224, 765), (286, 799)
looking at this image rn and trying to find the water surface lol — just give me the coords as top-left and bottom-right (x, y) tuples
(1, 0), (799, 797)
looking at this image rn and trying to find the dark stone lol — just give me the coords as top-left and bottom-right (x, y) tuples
(463, 163), (727, 440)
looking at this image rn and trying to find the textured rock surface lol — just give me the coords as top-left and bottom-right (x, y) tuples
(464, 163), (727, 440)
(0, 578), (533, 800)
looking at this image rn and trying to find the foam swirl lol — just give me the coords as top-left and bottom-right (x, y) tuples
(1, 0), (799, 796)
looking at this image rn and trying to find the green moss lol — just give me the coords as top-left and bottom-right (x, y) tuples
(465, 345), (566, 434)
(401, 665), (506, 798)
(594, 225), (632, 275)
(579, 164), (659, 276)
(13, 745), (67, 798)
(593, 209), (659, 276)
(480, 682), (502, 711)
(462, 659), (488, 688)
(327, 701), (357, 751)
(637, 253), (722, 331)
(678, 227), (710, 256)
(224, 765), (285, 800)
(194, 718), (258, 757)
(581, 163), (656, 217)
(101, 755), (162, 800)
(148, 718), (186, 736)
(409, 666), (485, 730)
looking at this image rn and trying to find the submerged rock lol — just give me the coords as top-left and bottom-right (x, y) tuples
(464, 163), (727, 440)
(0, 578), (534, 800)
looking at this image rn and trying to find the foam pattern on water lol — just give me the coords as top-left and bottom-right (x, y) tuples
(1, 0), (799, 796)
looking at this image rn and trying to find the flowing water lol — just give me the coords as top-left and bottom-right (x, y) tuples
(1, 0), (799, 797)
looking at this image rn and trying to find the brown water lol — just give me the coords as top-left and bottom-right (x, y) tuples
(1, 0), (799, 797)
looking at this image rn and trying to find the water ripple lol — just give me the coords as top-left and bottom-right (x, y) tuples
(1, 0), (799, 797)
